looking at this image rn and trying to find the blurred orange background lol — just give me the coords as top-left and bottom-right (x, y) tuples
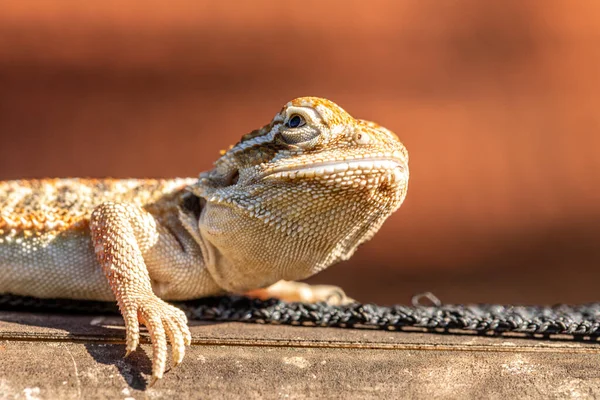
(1, 1), (599, 304)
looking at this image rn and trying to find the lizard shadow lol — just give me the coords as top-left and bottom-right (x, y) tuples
(0, 310), (222, 390)
(84, 342), (151, 390)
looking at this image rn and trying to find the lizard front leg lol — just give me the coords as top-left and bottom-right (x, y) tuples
(246, 280), (355, 305)
(90, 202), (191, 384)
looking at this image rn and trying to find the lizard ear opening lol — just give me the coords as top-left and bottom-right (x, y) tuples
(181, 191), (204, 220)
(228, 170), (239, 186)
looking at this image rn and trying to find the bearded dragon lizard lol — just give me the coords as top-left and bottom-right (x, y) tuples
(0, 97), (409, 384)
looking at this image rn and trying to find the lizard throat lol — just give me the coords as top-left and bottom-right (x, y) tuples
(263, 158), (406, 180)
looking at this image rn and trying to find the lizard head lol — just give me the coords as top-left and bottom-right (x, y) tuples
(190, 97), (409, 293)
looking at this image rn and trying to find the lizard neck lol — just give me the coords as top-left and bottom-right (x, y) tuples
(195, 199), (346, 294)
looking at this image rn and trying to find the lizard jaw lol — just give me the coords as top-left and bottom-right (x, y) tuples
(262, 157), (407, 181)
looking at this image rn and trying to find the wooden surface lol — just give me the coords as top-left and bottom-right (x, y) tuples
(1, 311), (599, 399)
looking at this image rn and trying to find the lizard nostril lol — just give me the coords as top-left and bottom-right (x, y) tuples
(354, 131), (371, 145)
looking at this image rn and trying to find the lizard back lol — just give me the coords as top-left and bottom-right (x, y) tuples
(0, 178), (196, 236)
(0, 178), (196, 300)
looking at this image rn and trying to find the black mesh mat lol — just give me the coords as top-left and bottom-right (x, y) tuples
(3, 292), (600, 337)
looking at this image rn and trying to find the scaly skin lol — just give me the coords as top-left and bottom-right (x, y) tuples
(0, 97), (409, 384)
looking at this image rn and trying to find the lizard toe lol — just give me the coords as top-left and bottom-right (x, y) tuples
(137, 297), (191, 382)
(142, 311), (168, 381)
(120, 306), (141, 356)
(171, 310), (192, 346)
(163, 317), (186, 367)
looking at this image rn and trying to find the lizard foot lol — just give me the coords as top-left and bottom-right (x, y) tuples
(304, 284), (356, 305)
(246, 280), (355, 306)
(121, 295), (191, 382)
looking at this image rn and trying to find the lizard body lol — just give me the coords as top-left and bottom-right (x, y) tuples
(0, 97), (409, 383)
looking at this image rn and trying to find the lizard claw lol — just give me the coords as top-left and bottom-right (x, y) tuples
(122, 295), (190, 382)
(148, 376), (159, 388)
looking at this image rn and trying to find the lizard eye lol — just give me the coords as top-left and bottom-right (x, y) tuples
(286, 114), (305, 129)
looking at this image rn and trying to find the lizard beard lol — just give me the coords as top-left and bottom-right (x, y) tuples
(197, 178), (407, 294)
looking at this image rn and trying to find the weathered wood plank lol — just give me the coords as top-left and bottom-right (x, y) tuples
(1, 311), (599, 399)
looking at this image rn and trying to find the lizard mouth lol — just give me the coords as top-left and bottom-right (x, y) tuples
(263, 157), (407, 180)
